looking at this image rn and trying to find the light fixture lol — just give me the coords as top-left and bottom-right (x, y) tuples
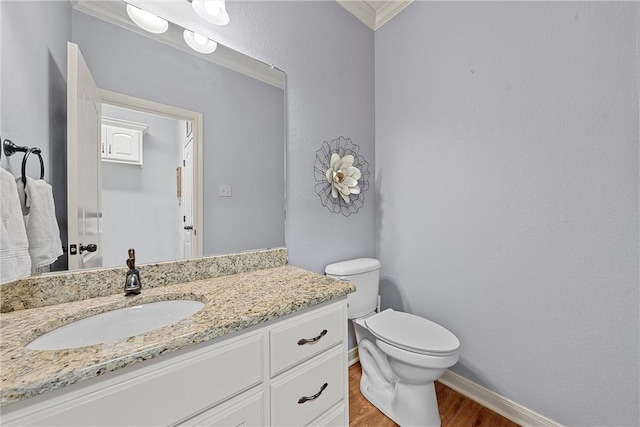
(183, 29), (218, 54)
(191, 0), (230, 26)
(126, 3), (168, 34)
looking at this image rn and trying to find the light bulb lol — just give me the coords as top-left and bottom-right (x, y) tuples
(126, 4), (168, 34)
(204, 0), (223, 16)
(193, 32), (208, 45)
(192, 0), (230, 26)
(183, 29), (218, 54)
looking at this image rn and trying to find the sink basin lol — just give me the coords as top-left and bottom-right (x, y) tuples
(26, 300), (205, 350)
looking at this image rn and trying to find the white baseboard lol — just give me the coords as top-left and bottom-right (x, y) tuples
(347, 347), (359, 367)
(438, 370), (560, 427)
(349, 349), (560, 427)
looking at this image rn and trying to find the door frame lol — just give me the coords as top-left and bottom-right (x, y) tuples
(97, 88), (204, 259)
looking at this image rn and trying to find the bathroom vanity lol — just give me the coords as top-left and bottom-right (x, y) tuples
(0, 249), (354, 426)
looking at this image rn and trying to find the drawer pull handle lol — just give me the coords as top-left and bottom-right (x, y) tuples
(297, 329), (328, 345)
(298, 383), (328, 404)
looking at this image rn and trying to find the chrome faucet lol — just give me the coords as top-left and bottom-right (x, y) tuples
(124, 248), (142, 296)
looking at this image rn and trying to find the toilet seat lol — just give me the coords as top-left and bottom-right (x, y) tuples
(364, 309), (460, 357)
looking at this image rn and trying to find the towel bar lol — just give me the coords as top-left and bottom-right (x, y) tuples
(2, 139), (45, 185)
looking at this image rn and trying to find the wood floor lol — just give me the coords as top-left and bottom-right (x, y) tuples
(349, 362), (519, 427)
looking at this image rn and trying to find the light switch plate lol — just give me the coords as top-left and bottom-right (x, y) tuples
(219, 184), (232, 197)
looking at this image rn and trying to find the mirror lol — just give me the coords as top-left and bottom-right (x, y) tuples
(0, 0), (286, 274)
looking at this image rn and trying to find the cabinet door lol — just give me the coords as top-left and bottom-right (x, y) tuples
(103, 125), (142, 164)
(178, 390), (264, 426)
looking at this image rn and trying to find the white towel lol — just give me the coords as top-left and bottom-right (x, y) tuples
(0, 168), (31, 283)
(16, 176), (63, 271)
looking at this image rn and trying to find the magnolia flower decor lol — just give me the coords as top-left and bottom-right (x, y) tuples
(314, 136), (370, 216)
(326, 153), (362, 203)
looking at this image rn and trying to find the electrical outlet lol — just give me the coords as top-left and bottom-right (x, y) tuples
(219, 184), (232, 197)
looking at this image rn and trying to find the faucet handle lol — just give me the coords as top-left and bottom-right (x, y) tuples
(127, 248), (136, 269)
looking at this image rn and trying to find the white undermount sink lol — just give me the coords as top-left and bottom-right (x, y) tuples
(26, 300), (205, 351)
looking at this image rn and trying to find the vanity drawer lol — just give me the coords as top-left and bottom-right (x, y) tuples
(308, 403), (347, 427)
(3, 333), (264, 426)
(270, 345), (345, 427)
(270, 301), (345, 376)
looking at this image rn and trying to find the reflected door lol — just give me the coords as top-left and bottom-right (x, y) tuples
(182, 134), (194, 258)
(67, 42), (102, 270)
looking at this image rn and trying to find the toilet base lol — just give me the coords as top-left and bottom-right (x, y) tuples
(360, 372), (442, 427)
(353, 316), (456, 427)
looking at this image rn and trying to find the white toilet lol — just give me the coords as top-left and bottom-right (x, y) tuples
(325, 258), (460, 427)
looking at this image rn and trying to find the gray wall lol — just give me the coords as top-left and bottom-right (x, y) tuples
(375, 2), (639, 426)
(71, 10), (285, 257)
(0, 0), (70, 270)
(101, 105), (183, 267)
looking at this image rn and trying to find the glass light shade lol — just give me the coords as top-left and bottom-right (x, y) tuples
(126, 4), (168, 34)
(183, 29), (218, 54)
(191, 0), (230, 26)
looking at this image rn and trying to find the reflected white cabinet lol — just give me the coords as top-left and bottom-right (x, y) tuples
(2, 299), (349, 427)
(101, 117), (147, 165)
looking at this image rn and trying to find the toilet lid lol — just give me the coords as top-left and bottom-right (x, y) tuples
(364, 310), (460, 356)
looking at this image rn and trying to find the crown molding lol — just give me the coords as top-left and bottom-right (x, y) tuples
(337, 0), (413, 31)
(373, 1), (413, 30)
(337, 0), (377, 30)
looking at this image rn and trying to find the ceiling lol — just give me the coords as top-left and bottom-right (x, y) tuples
(336, 0), (413, 31)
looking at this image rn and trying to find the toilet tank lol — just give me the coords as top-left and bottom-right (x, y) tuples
(325, 258), (381, 319)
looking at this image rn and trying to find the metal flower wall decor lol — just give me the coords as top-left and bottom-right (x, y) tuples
(314, 136), (370, 216)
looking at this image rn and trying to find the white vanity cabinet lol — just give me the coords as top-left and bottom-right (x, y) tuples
(2, 299), (349, 427)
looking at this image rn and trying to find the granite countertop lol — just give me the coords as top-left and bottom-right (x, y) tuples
(0, 265), (355, 406)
